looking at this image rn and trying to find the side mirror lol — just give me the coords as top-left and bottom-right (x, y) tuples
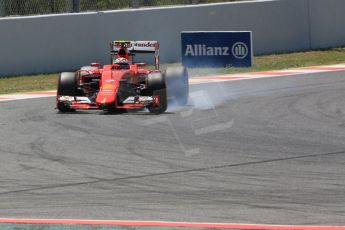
(91, 62), (101, 68)
(135, 62), (146, 67)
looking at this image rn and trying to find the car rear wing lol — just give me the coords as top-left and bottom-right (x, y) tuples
(111, 41), (160, 69)
(111, 41), (159, 53)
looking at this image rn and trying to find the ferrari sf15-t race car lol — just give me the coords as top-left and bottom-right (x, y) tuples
(56, 40), (189, 114)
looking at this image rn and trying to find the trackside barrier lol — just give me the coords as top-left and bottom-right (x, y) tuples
(181, 31), (253, 68)
(1, 0), (345, 76)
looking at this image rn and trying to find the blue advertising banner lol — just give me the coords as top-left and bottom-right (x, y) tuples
(181, 31), (253, 68)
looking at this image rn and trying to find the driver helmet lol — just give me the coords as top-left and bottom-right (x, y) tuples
(113, 57), (129, 69)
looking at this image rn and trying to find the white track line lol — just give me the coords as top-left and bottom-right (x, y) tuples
(0, 91), (56, 102)
(190, 64), (345, 84)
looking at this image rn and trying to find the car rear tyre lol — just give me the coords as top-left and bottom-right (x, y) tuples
(165, 66), (189, 106)
(147, 72), (166, 91)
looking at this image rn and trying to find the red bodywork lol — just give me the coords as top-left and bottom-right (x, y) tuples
(57, 41), (164, 112)
(69, 64), (160, 110)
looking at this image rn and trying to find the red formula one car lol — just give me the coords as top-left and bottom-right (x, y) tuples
(56, 40), (188, 114)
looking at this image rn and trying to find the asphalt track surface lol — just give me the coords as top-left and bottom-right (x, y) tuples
(0, 71), (345, 225)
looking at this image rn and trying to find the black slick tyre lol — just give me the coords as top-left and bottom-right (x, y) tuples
(57, 72), (78, 112)
(147, 72), (167, 114)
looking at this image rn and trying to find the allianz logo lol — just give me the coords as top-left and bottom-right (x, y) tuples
(184, 44), (229, 56)
(184, 43), (249, 59)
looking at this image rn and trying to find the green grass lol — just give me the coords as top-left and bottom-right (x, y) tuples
(1, 47), (345, 95)
(0, 74), (58, 95)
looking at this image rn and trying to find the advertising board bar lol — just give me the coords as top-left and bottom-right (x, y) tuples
(181, 31), (253, 68)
